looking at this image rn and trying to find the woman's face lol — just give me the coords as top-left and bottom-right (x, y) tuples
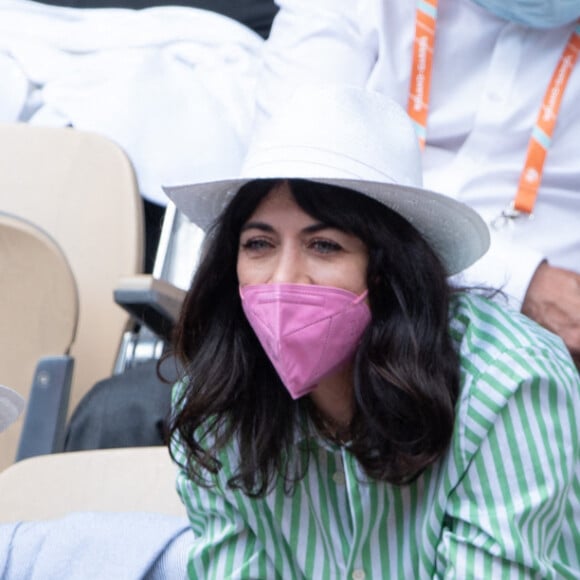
(237, 181), (368, 293)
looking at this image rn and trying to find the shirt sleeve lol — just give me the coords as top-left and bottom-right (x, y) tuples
(174, 466), (279, 579)
(254, 0), (376, 131)
(437, 345), (580, 578)
(170, 382), (279, 579)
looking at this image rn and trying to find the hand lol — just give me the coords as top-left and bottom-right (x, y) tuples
(522, 262), (580, 366)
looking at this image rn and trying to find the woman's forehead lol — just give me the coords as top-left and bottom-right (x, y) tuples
(245, 182), (311, 223)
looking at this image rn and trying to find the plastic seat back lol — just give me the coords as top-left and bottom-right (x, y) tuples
(0, 123), (144, 419)
(0, 447), (183, 522)
(0, 213), (78, 471)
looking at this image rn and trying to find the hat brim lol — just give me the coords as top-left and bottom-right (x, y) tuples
(164, 177), (489, 276)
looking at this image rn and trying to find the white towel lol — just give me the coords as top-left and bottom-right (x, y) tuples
(0, 0), (263, 205)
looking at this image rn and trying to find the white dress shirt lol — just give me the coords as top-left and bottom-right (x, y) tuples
(257, 0), (580, 307)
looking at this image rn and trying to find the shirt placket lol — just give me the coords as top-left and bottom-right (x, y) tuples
(445, 24), (525, 202)
(341, 447), (370, 580)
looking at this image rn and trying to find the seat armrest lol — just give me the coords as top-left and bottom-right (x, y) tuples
(16, 355), (74, 461)
(114, 275), (186, 342)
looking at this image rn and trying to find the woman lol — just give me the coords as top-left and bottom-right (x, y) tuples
(165, 86), (580, 578)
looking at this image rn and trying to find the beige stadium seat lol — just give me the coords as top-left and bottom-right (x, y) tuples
(0, 447), (184, 522)
(0, 123), (144, 422)
(0, 213), (78, 472)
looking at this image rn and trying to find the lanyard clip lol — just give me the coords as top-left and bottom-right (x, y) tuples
(490, 202), (533, 231)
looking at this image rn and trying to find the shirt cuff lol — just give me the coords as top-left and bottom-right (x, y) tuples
(452, 235), (545, 311)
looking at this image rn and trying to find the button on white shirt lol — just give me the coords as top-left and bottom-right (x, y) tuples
(257, 0), (580, 307)
(332, 470), (346, 485)
(352, 569), (366, 580)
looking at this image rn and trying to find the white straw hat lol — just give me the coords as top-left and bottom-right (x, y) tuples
(164, 85), (489, 274)
(0, 384), (25, 433)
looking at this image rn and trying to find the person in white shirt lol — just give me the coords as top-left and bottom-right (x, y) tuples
(255, 0), (580, 364)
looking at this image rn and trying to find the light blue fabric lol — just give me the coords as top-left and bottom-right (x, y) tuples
(0, 512), (192, 579)
(469, 0), (580, 28)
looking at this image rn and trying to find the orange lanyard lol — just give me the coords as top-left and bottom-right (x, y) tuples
(407, 6), (580, 218)
(515, 22), (580, 214)
(408, 0), (438, 150)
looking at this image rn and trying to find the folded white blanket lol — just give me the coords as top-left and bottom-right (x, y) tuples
(0, 511), (193, 579)
(0, 0), (263, 205)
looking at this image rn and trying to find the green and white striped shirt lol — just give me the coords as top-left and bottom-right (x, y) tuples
(172, 294), (580, 579)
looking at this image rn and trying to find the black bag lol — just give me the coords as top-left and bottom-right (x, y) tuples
(64, 357), (179, 451)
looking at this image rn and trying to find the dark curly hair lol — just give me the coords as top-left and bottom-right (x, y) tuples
(169, 178), (460, 496)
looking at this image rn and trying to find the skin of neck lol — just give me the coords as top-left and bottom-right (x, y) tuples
(308, 361), (355, 429)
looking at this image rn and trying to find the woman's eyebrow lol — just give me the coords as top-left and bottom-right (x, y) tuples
(240, 222), (331, 234)
(240, 221), (274, 233)
(302, 223), (332, 234)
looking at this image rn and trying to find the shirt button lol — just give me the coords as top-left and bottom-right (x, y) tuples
(352, 569), (365, 580)
(332, 470), (345, 485)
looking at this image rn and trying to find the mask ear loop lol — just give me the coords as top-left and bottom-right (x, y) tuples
(353, 290), (370, 304)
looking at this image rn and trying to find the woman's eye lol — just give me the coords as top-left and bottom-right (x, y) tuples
(310, 239), (342, 254)
(241, 238), (273, 252)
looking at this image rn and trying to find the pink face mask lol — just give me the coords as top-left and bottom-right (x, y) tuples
(240, 283), (371, 399)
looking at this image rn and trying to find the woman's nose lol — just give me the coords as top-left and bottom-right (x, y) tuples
(270, 246), (311, 285)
